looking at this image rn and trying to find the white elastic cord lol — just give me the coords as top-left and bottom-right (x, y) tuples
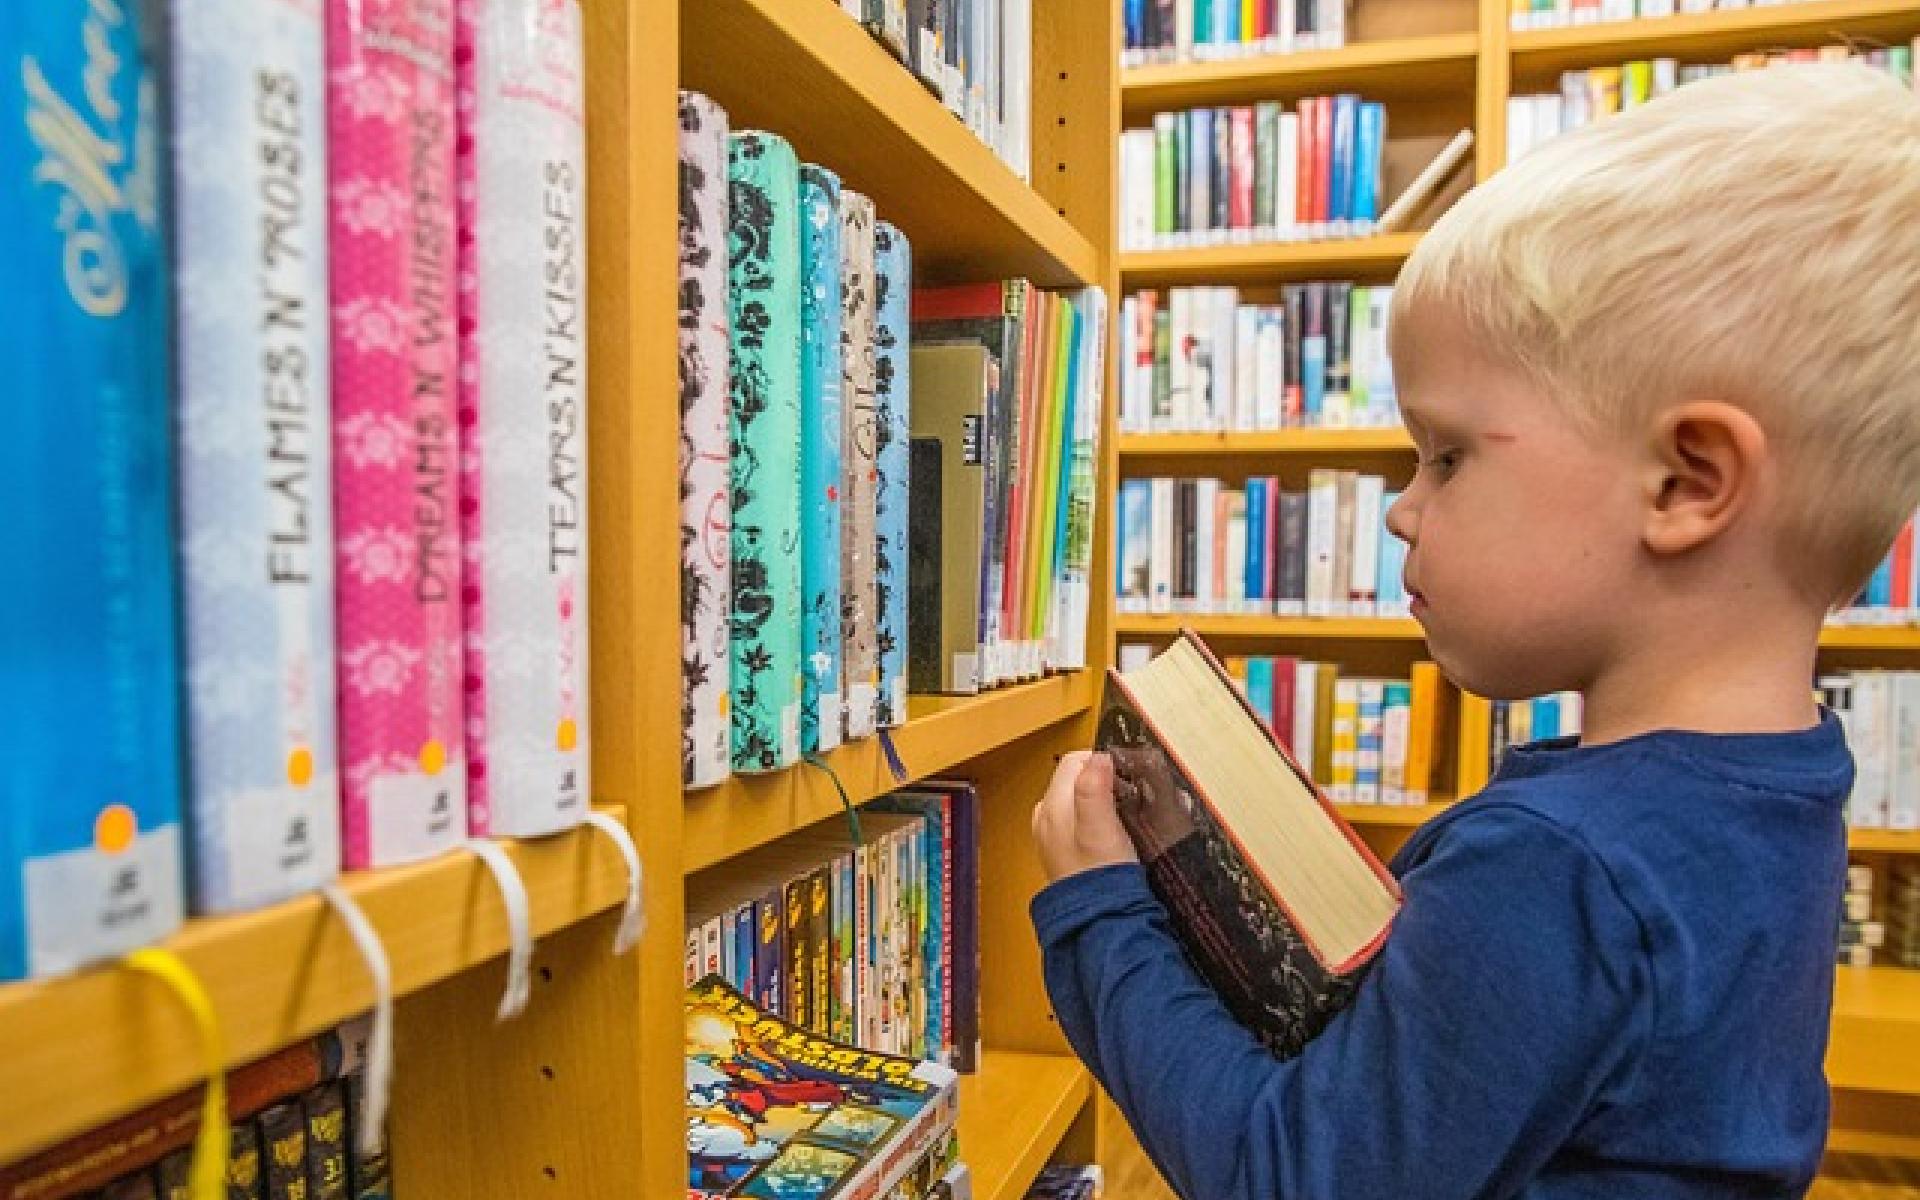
(585, 810), (645, 954)
(320, 884), (395, 1160)
(465, 838), (534, 1020)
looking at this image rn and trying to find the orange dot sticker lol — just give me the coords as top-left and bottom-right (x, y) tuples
(718, 692), (730, 717)
(287, 747), (314, 787)
(419, 739), (447, 776)
(556, 718), (578, 752)
(95, 803), (137, 855)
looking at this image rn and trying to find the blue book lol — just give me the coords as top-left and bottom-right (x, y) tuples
(1220, 0), (1237, 49)
(1190, 108), (1214, 234)
(1246, 658), (1275, 731)
(1867, 551), (1895, 609)
(1245, 476), (1269, 607)
(799, 166), (846, 753)
(1194, 0), (1213, 52)
(1119, 478), (1152, 607)
(1329, 94), (1358, 226)
(732, 906), (755, 993)
(1, 1), (187, 979)
(1376, 491), (1407, 611)
(873, 222), (913, 726)
(1533, 696), (1562, 742)
(1049, 300), (1084, 650)
(1125, 0), (1144, 51)
(1356, 680), (1385, 802)
(1303, 337), (1327, 421)
(1354, 103), (1386, 223)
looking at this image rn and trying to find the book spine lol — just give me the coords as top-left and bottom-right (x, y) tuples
(1354, 679), (1384, 803)
(345, 1078), (389, 1200)
(1328, 94), (1355, 228)
(1331, 470), (1355, 616)
(1354, 103), (1384, 224)
(1330, 679), (1359, 801)
(1324, 281), (1351, 425)
(798, 166), (847, 753)
(1231, 107), (1255, 234)
(1272, 488), (1300, 614)
(1061, 289), (1108, 669)
(756, 885), (784, 1012)
(1190, 107), (1212, 237)
(259, 1102), (308, 1200)
(727, 132), (805, 771)
(1377, 490), (1407, 615)
(785, 876), (811, 1030)
(1347, 287), (1371, 422)
(1309, 96), (1332, 228)
(1276, 112), (1299, 240)
(1381, 681), (1412, 804)
(1253, 103), (1278, 232)
(1302, 282), (1326, 424)
(1349, 474), (1382, 613)
(1894, 676), (1920, 831)
(1212, 108), (1232, 233)
(171, 0), (342, 910)
(229, 1120), (266, 1200)
(1304, 471), (1337, 616)
(874, 223), (914, 723)
(456, 0), (590, 837)
(810, 866), (833, 1035)
(841, 191), (881, 738)
(303, 1081), (350, 1200)
(4, 0), (189, 978)
(330, 0), (468, 867)
(678, 93), (734, 791)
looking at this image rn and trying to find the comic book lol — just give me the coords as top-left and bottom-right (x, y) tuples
(687, 976), (959, 1200)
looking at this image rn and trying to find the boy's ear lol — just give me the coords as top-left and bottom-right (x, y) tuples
(1641, 402), (1768, 557)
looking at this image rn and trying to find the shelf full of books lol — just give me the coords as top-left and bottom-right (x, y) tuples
(1123, 34), (1483, 116)
(1510, 0), (1920, 70)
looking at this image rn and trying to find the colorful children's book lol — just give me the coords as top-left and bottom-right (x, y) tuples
(686, 976), (958, 1199)
(679, 91), (733, 790)
(840, 191), (882, 742)
(872, 222), (914, 728)
(456, 0), (591, 836)
(1, 0), (186, 980)
(329, 0), (469, 868)
(170, 0), (342, 914)
(800, 165), (847, 754)
(728, 131), (805, 771)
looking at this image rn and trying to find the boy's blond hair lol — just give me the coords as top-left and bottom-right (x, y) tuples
(1395, 64), (1920, 603)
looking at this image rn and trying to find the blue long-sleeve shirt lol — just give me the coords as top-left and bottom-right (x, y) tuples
(1033, 716), (1853, 1199)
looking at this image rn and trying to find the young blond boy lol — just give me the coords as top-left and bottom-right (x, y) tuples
(1031, 64), (1920, 1198)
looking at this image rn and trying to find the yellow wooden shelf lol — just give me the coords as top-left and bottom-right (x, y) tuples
(1122, 32), (1479, 118)
(1849, 828), (1920, 854)
(684, 673), (1098, 873)
(1117, 613), (1427, 640)
(1819, 625), (1920, 651)
(1826, 1127), (1920, 1161)
(958, 1051), (1093, 1200)
(0, 811), (632, 1164)
(1830, 967), (1920, 1095)
(1510, 0), (1920, 80)
(1120, 231), (1423, 286)
(1335, 801), (1456, 828)
(1119, 427), (1414, 455)
(680, 0), (1099, 288)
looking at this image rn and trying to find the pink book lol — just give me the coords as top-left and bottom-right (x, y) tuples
(329, 0), (469, 868)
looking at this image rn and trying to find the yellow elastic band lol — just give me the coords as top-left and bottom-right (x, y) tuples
(123, 948), (229, 1200)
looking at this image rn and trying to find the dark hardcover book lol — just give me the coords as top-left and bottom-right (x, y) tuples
(808, 863), (833, 1036)
(1027, 1165), (1104, 1200)
(1489, 700), (1511, 774)
(344, 1077), (390, 1200)
(686, 976), (959, 1199)
(157, 1149), (191, 1200)
(1097, 632), (1401, 1056)
(948, 783), (980, 1073)
(1326, 281), (1352, 405)
(1173, 110), (1190, 232)
(1211, 106), (1231, 232)
(1154, 0), (1175, 54)
(907, 437), (945, 693)
(258, 1103), (307, 1200)
(733, 904), (758, 998)
(785, 875), (812, 1031)
(1175, 479), (1197, 602)
(228, 1121), (265, 1200)
(1282, 285), (1305, 421)
(303, 1083), (350, 1200)
(754, 884), (786, 1013)
(1254, 103), (1278, 228)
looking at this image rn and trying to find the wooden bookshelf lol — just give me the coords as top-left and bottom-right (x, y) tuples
(1336, 800), (1457, 827)
(1831, 968), (1920, 1095)
(680, 0), (1099, 287)
(958, 1052), (1095, 1200)
(1118, 612), (1427, 639)
(1511, 1), (1920, 82)
(0, 815), (632, 1165)
(1122, 33), (1480, 117)
(684, 673), (1098, 873)
(1119, 427), (1415, 455)
(1850, 829), (1920, 854)
(1120, 231), (1423, 286)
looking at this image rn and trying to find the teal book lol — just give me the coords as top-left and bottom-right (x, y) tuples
(872, 221), (913, 727)
(799, 165), (846, 754)
(1, 0), (186, 980)
(728, 132), (805, 771)
(1354, 102), (1385, 224)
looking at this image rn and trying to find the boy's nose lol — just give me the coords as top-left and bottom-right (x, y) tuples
(1385, 490), (1416, 544)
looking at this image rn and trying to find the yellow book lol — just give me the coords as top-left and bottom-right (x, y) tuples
(1622, 60), (1652, 109)
(1313, 664), (1339, 786)
(1330, 679), (1360, 802)
(1241, 0), (1255, 46)
(1224, 655), (1249, 695)
(1588, 66), (1622, 119)
(1404, 662), (1447, 805)
(1455, 693), (1494, 797)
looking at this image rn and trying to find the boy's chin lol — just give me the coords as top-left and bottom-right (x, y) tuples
(1422, 637), (1575, 704)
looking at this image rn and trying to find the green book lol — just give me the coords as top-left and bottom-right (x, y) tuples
(1154, 114), (1176, 235)
(1254, 102), (1279, 230)
(727, 131), (805, 771)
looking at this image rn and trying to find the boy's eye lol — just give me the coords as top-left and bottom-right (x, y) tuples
(1420, 449), (1462, 478)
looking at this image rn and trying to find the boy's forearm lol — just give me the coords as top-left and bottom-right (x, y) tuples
(1032, 865), (1286, 1200)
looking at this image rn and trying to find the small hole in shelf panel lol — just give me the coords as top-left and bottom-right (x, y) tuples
(1057, 116), (1067, 127)
(544, 1166), (559, 1182)
(540, 1065), (556, 1081)
(1058, 71), (1068, 81)
(539, 966), (554, 984)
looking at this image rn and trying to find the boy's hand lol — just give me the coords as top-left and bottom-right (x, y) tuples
(1032, 750), (1138, 883)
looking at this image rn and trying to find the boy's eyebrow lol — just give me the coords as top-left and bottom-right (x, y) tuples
(1485, 431), (1517, 443)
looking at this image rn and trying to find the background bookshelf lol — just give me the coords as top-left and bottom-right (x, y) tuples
(1105, 0), (1920, 1192)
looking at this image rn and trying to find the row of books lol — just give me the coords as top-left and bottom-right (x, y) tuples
(687, 976), (961, 1199)
(1882, 861), (1920, 970)
(1508, 45), (1916, 164)
(0, 1022), (384, 1200)
(1120, 0), (1347, 66)
(835, 0), (1032, 180)
(1118, 284), (1398, 434)
(677, 92), (1107, 789)
(1842, 512), (1920, 626)
(684, 784), (980, 1071)
(1510, 0), (1824, 30)
(1116, 473), (1411, 618)
(1119, 95), (1389, 250)
(1468, 693), (1590, 784)
(4, 0), (595, 978)
(1817, 673), (1920, 831)
(1024, 1167), (1105, 1199)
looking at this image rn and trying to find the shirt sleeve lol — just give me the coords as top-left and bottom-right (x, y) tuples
(1029, 805), (1653, 1200)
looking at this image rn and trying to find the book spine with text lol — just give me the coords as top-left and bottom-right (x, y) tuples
(841, 191), (881, 739)
(800, 165), (847, 753)
(874, 222), (914, 724)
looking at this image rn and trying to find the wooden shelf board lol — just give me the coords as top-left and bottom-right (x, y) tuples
(1118, 427), (1414, 456)
(1830, 967), (1920, 1095)
(1850, 828), (1920, 854)
(1826, 1127), (1920, 1161)
(0, 811), (632, 1164)
(684, 673), (1097, 873)
(958, 1051), (1092, 1200)
(1510, 1), (1920, 80)
(680, 0), (1098, 288)
(1120, 232), (1422, 286)
(1122, 33), (1479, 117)
(1819, 625), (1920, 651)
(1336, 800), (1455, 828)
(1116, 613), (1427, 640)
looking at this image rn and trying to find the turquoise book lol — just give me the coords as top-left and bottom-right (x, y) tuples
(1, 0), (186, 979)
(799, 164), (845, 754)
(728, 132), (805, 771)
(872, 220), (913, 728)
